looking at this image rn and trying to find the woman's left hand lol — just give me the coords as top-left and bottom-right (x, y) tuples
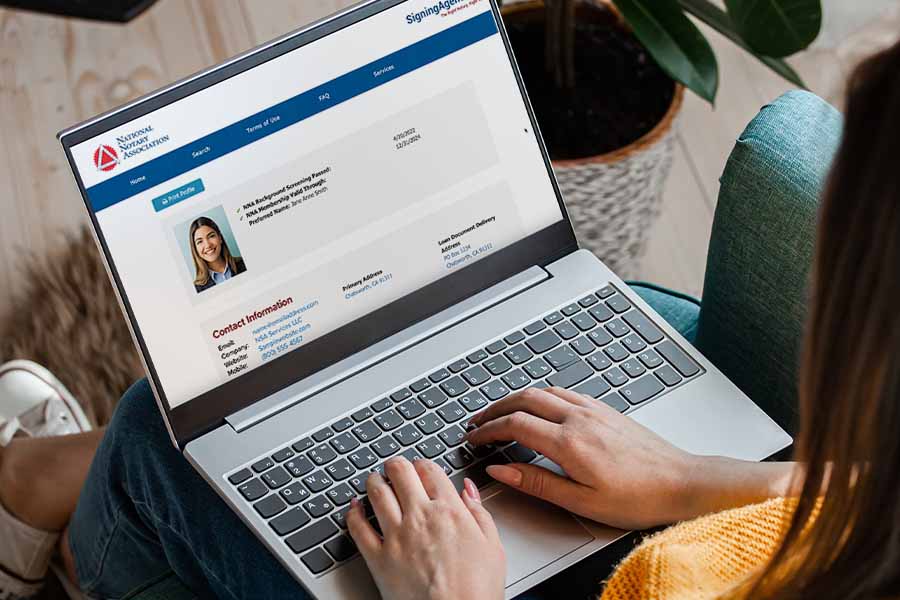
(346, 457), (506, 600)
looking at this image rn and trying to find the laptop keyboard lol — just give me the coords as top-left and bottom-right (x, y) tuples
(226, 284), (703, 576)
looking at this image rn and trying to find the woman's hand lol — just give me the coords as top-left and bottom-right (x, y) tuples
(467, 387), (793, 530)
(346, 457), (506, 600)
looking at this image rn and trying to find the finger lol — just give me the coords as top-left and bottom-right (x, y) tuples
(366, 472), (402, 534)
(469, 387), (577, 428)
(413, 459), (459, 500)
(384, 457), (429, 511)
(346, 497), (382, 558)
(542, 386), (595, 408)
(461, 478), (501, 542)
(486, 463), (592, 515)
(467, 411), (562, 457)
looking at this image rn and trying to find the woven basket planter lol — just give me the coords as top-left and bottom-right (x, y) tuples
(503, 1), (684, 278)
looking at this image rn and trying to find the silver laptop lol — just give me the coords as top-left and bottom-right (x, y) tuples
(58, 0), (791, 597)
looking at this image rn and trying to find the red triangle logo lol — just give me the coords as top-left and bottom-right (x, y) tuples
(93, 145), (119, 172)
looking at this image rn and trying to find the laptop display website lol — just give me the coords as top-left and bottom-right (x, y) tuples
(67, 0), (564, 412)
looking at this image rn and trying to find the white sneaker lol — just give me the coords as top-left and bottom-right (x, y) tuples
(0, 360), (92, 600)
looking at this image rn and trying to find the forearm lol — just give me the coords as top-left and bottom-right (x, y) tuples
(674, 456), (799, 522)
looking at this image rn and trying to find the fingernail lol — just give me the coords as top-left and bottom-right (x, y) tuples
(486, 464), (523, 487)
(464, 477), (481, 502)
(350, 497), (360, 510)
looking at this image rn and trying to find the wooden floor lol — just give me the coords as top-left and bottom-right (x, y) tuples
(1, 0), (897, 317)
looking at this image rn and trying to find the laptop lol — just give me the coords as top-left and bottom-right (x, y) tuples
(58, 0), (792, 597)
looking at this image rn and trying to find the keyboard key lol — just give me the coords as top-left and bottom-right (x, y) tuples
(524, 320), (547, 335)
(312, 428), (334, 443)
(262, 466), (292, 489)
(332, 506), (352, 529)
(302, 471), (334, 493)
(429, 368), (451, 383)
(448, 359), (469, 373)
(301, 548), (334, 574)
(371, 436), (401, 458)
(622, 310), (664, 344)
(370, 398), (392, 412)
(228, 468), (252, 485)
(400, 447), (425, 463)
(466, 349), (489, 363)
(324, 534), (358, 562)
(458, 390), (488, 412)
(655, 365), (683, 386)
(546, 360), (593, 389)
(286, 520), (338, 554)
(393, 424), (423, 446)
(602, 367), (629, 387)
(526, 330), (562, 354)
(571, 312), (596, 331)
(331, 417), (354, 432)
(416, 437), (447, 459)
(605, 319), (630, 338)
(504, 331), (526, 345)
(238, 478), (268, 501)
(620, 374), (665, 405)
(397, 398), (426, 420)
(503, 344), (534, 365)
(588, 328), (613, 347)
(656, 341), (701, 377)
(325, 458), (355, 481)
(588, 304), (614, 323)
(374, 409), (404, 431)
(578, 294), (599, 308)
(271, 506), (311, 536)
(440, 376), (470, 397)
(561, 303), (580, 316)
(485, 340), (506, 354)
(437, 401), (467, 423)
(621, 334), (647, 353)
(438, 425), (467, 447)
(504, 443), (538, 463)
(390, 388), (413, 403)
(253, 494), (286, 518)
(444, 447), (474, 469)
(433, 457), (453, 475)
(480, 380), (510, 401)
(502, 369), (530, 390)
(620, 359), (646, 378)
(351, 406), (374, 422)
(599, 392), (629, 412)
(280, 482), (310, 505)
(543, 311), (564, 325)
(349, 473), (370, 494)
(484, 356), (512, 376)
(604, 342), (629, 362)
(545, 346), (578, 369)
(284, 456), (315, 478)
(523, 357), (552, 379)
(414, 413), (444, 435)
(352, 420), (381, 442)
(606, 294), (631, 314)
(348, 448), (377, 470)
(308, 444), (337, 466)
(569, 337), (595, 356)
(326, 483), (356, 507)
(587, 352), (612, 371)
(573, 377), (611, 399)
(554, 321), (579, 340)
(419, 387), (449, 408)
(330, 432), (360, 454)
(252, 457), (274, 473)
(638, 349), (664, 369)
(409, 378), (431, 393)
(596, 285), (615, 299)
(272, 447), (295, 463)
(461, 365), (490, 386)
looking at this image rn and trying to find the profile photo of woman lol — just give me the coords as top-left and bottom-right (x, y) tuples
(189, 216), (246, 293)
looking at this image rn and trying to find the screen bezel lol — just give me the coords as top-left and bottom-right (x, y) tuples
(59, 0), (578, 448)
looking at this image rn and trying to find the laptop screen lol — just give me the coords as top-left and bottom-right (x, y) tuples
(65, 0), (565, 418)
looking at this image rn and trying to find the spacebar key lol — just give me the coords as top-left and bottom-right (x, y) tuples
(546, 360), (593, 389)
(285, 520), (339, 554)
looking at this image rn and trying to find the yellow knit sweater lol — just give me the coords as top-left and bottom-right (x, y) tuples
(601, 498), (797, 600)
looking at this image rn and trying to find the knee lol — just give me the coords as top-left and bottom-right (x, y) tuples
(106, 378), (174, 453)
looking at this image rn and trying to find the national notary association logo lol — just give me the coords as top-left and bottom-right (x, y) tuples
(93, 144), (120, 172)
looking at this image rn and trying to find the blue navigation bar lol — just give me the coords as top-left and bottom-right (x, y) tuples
(87, 11), (498, 213)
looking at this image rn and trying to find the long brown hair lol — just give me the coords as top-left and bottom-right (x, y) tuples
(746, 39), (900, 599)
(189, 216), (240, 287)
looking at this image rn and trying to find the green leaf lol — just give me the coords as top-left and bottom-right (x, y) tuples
(725, 0), (821, 58)
(678, 0), (807, 88)
(612, 0), (719, 103)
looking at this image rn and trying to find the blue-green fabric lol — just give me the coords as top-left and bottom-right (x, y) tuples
(694, 90), (843, 436)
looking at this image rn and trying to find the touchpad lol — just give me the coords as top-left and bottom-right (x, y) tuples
(483, 488), (595, 587)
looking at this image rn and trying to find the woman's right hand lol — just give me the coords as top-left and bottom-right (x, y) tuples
(467, 387), (791, 529)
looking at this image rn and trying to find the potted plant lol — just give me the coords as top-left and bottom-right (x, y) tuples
(500, 0), (822, 276)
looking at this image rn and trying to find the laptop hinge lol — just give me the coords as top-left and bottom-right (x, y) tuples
(226, 265), (549, 433)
